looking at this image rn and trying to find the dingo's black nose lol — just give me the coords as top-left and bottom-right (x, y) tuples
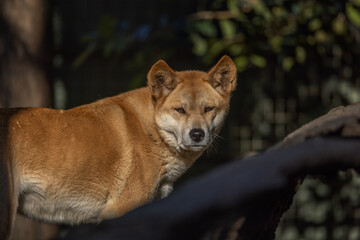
(189, 128), (205, 142)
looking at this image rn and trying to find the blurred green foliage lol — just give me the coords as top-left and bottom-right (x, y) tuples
(188, 0), (360, 151)
(277, 170), (360, 240)
(188, 0), (360, 72)
(72, 15), (133, 69)
(71, 14), (178, 90)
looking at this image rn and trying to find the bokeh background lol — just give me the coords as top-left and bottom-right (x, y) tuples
(1, 0), (360, 239)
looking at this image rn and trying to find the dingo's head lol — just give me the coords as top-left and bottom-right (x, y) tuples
(148, 56), (237, 153)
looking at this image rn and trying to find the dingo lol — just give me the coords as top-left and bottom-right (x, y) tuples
(0, 56), (237, 239)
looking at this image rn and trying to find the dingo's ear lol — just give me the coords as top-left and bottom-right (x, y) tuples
(207, 55), (237, 95)
(147, 60), (178, 99)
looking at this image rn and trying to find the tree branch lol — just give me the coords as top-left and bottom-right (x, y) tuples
(64, 137), (360, 240)
(188, 11), (239, 21)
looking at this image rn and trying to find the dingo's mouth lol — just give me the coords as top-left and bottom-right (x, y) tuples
(182, 144), (207, 151)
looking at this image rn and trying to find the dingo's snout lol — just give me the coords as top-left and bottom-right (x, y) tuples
(189, 128), (205, 142)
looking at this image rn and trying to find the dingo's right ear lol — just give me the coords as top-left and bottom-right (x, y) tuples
(207, 55), (237, 95)
(147, 60), (178, 100)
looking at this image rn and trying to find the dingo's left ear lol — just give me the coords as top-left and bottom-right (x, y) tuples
(147, 60), (179, 99)
(207, 55), (237, 95)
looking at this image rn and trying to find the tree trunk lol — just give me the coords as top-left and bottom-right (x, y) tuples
(0, 0), (51, 108)
(0, 0), (58, 239)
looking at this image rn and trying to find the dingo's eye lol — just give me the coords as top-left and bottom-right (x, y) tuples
(204, 106), (215, 113)
(175, 108), (186, 114)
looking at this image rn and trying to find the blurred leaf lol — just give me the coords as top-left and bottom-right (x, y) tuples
(227, 0), (240, 14)
(134, 25), (152, 40)
(282, 20), (298, 35)
(303, 4), (315, 20)
(250, 54), (267, 68)
(272, 6), (286, 18)
(229, 44), (244, 56)
(97, 15), (117, 39)
(317, 45), (326, 55)
(115, 38), (127, 53)
(190, 34), (208, 56)
(307, 35), (316, 45)
(324, 78), (360, 103)
(234, 56), (248, 72)
(346, 3), (360, 27)
(315, 30), (328, 43)
(72, 43), (96, 69)
(269, 35), (283, 53)
(339, 81), (360, 103)
(292, 2), (302, 15)
(352, 0), (360, 6)
(252, 16), (264, 26)
(332, 14), (346, 35)
(193, 21), (218, 37)
(205, 40), (226, 63)
(295, 46), (306, 64)
(219, 19), (236, 38)
(308, 19), (322, 31)
(104, 41), (114, 57)
(282, 57), (294, 71)
(252, 1), (272, 21)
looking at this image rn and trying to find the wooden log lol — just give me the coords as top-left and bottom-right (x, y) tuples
(63, 138), (360, 240)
